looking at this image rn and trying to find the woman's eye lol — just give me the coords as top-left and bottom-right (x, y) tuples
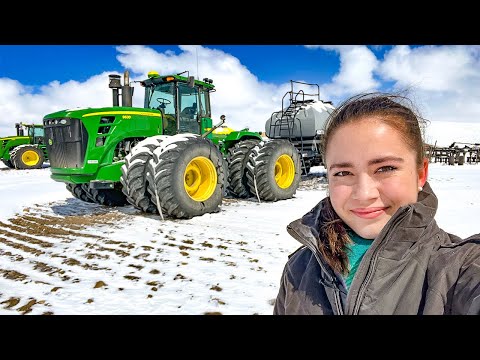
(333, 171), (351, 177)
(377, 166), (397, 173)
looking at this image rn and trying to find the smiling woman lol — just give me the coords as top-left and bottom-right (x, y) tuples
(273, 92), (480, 315)
(326, 115), (427, 240)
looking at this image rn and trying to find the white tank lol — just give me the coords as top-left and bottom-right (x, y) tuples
(265, 100), (335, 138)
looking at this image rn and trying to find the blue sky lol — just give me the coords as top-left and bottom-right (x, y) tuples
(0, 45), (479, 145)
(0, 45), (359, 86)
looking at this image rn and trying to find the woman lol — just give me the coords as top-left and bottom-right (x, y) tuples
(273, 93), (480, 315)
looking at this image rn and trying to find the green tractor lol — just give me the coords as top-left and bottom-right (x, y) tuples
(0, 122), (48, 169)
(43, 70), (301, 219)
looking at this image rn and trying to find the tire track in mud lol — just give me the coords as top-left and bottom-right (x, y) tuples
(0, 200), (130, 315)
(0, 198), (279, 315)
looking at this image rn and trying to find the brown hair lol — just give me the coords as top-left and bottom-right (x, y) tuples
(317, 92), (427, 275)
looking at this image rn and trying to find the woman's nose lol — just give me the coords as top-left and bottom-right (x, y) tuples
(351, 174), (379, 201)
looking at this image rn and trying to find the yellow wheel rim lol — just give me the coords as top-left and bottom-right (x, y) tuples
(275, 154), (295, 189)
(184, 156), (217, 201)
(21, 150), (40, 166)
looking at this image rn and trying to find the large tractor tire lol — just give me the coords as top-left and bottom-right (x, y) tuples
(81, 183), (128, 207)
(66, 183), (94, 203)
(147, 134), (225, 219)
(120, 135), (167, 213)
(226, 139), (260, 198)
(10, 144), (45, 169)
(245, 140), (301, 201)
(1, 159), (14, 168)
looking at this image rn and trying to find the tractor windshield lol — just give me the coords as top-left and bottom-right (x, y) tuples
(149, 83), (176, 115)
(29, 127), (45, 138)
(148, 83), (176, 135)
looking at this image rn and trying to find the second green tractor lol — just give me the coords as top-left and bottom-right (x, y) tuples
(43, 70), (301, 219)
(0, 123), (48, 169)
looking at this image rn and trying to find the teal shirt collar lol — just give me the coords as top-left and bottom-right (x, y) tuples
(343, 230), (373, 290)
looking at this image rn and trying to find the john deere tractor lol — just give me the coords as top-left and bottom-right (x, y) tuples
(43, 70), (301, 219)
(0, 122), (48, 169)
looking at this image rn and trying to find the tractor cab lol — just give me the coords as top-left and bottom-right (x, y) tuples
(141, 71), (215, 136)
(16, 123), (45, 144)
(26, 125), (45, 145)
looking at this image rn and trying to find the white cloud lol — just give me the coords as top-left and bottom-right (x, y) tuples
(425, 120), (480, 147)
(377, 45), (480, 134)
(378, 45), (480, 91)
(116, 45), (286, 131)
(0, 45), (292, 136)
(0, 72), (118, 136)
(305, 45), (480, 145)
(306, 45), (380, 99)
(1, 45), (479, 149)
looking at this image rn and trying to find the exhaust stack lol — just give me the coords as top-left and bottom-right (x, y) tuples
(15, 123), (24, 136)
(121, 70), (134, 107)
(108, 74), (122, 107)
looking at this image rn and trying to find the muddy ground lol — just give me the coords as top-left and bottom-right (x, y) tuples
(0, 173), (327, 315)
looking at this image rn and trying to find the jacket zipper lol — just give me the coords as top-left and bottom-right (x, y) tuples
(351, 207), (411, 314)
(333, 286), (344, 315)
(287, 225), (344, 315)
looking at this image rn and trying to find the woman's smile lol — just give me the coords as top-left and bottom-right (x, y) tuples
(350, 207), (389, 219)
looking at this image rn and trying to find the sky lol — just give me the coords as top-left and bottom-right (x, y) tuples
(1, 45), (480, 146)
(0, 161), (479, 315)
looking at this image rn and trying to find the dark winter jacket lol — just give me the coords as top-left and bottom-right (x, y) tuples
(273, 181), (480, 315)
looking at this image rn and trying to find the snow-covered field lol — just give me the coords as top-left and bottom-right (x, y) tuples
(0, 161), (479, 315)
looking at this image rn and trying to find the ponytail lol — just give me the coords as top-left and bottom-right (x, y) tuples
(317, 197), (352, 275)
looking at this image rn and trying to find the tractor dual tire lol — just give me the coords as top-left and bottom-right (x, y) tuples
(1, 159), (14, 168)
(66, 183), (94, 203)
(246, 140), (301, 201)
(120, 135), (167, 213)
(226, 139), (260, 198)
(10, 145), (45, 170)
(81, 184), (128, 207)
(147, 134), (225, 219)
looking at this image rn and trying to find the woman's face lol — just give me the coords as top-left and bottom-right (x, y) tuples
(325, 117), (428, 239)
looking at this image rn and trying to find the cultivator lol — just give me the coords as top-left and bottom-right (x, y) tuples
(425, 142), (480, 165)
